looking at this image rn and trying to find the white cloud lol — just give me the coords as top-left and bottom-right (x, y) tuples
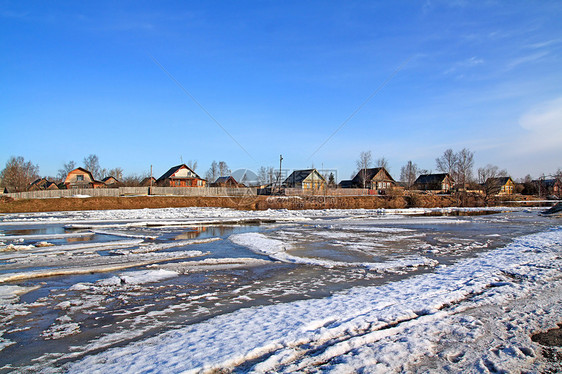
(517, 97), (562, 153)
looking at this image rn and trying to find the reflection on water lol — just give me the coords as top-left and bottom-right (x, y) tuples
(66, 235), (95, 243)
(174, 226), (207, 240)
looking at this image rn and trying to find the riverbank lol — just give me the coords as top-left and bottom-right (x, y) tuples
(0, 193), (547, 213)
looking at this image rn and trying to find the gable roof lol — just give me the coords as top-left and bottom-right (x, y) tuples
(102, 176), (120, 183)
(351, 168), (394, 184)
(284, 169), (326, 185)
(214, 176), (237, 184)
(485, 177), (512, 185)
(157, 164), (203, 181)
(414, 173), (452, 185)
(65, 167), (95, 183)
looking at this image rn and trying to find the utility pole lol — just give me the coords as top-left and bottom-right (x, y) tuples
(278, 154), (283, 194)
(149, 165), (153, 195)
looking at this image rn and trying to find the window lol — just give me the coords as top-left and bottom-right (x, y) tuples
(76, 175), (84, 181)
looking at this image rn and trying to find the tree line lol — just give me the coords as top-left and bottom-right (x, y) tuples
(1, 150), (561, 193)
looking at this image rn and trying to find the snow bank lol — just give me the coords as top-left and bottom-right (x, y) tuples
(97, 269), (179, 287)
(230, 232), (438, 271)
(66, 226), (562, 373)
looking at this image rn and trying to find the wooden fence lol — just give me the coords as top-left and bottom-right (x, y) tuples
(3, 187), (257, 200)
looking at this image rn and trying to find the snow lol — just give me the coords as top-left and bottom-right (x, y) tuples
(230, 232), (438, 271)
(65, 225), (562, 373)
(1, 206), (559, 373)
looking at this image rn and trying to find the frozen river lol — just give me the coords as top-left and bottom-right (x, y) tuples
(0, 206), (561, 373)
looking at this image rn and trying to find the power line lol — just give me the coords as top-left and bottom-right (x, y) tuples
(149, 55), (255, 162)
(307, 55), (413, 161)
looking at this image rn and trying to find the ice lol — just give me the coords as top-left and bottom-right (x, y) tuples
(64, 226), (562, 373)
(1, 206), (559, 372)
(95, 269), (179, 287)
(230, 232), (438, 271)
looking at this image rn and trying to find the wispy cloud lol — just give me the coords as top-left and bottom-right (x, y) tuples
(516, 97), (562, 153)
(444, 56), (484, 75)
(506, 51), (549, 70)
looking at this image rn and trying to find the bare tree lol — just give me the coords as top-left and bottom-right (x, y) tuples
(57, 160), (76, 181)
(0, 156), (40, 191)
(400, 160), (418, 189)
(83, 154), (104, 180)
(206, 161), (219, 182)
(376, 157), (389, 170)
(455, 148), (474, 187)
(106, 167), (124, 180)
(435, 149), (457, 176)
(477, 164), (508, 184)
(436, 148), (475, 188)
(258, 166), (276, 185)
(218, 161), (230, 177)
(356, 151), (373, 189)
(187, 160), (198, 171)
(121, 172), (149, 187)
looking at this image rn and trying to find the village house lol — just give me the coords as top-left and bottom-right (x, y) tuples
(28, 178), (59, 191)
(283, 169), (327, 191)
(157, 164), (206, 187)
(64, 168), (105, 189)
(140, 176), (157, 187)
(211, 176), (240, 188)
(344, 167), (396, 192)
(484, 177), (515, 196)
(539, 179), (562, 198)
(102, 176), (121, 188)
(413, 173), (454, 192)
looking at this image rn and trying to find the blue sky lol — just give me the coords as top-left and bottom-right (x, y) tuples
(1, 0), (561, 181)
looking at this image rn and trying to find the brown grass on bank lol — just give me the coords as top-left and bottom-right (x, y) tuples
(0, 192), (539, 214)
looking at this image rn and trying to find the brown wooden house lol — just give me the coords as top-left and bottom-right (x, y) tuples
(64, 168), (105, 189)
(140, 176), (157, 187)
(211, 176), (240, 188)
(347, 167), (396, 191)
(28, 178), (59, 191)
(543, 179), (562, 198)
(283, 169), (327, 191)
(157, 164), (206, 187)
(102, 176), (121, 188)
(484, 177), (515, 196)
(414, 173), (454, 192)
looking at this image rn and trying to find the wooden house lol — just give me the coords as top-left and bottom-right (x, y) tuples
(140, 176), (157, 187)
(283, 169), (326, 191)
(484, 177), (515, 196)
(211, 176), (240, 188)
(64, 168), (105, 189)
(28, 178), (59, 191)
(349, 167), (396, 191)
(157, 164), (206, 187)
(414, 173), (454, 192)
(102, 176), (121, 188)
(543, 179), (562, 198)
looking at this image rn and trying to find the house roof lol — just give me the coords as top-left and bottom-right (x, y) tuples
(542, 179), (561, 187)
(414, 173), (452, 185)
(102, 176), (120, 183)
(485, 177), (512, 185)
(157, 164), (202, 181)
(338, 180), (354, 188)
(214, 176), (237, 184)
(65, 168), (95, 183)
(284, 169), (326, 185)
(351, 168), (394, 184)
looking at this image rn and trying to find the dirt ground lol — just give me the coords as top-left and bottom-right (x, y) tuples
(0, 193), (537, 214)
(0, 194), (451, 213)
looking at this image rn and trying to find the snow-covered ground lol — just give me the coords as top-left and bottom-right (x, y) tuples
(0, 206), (560, 373)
